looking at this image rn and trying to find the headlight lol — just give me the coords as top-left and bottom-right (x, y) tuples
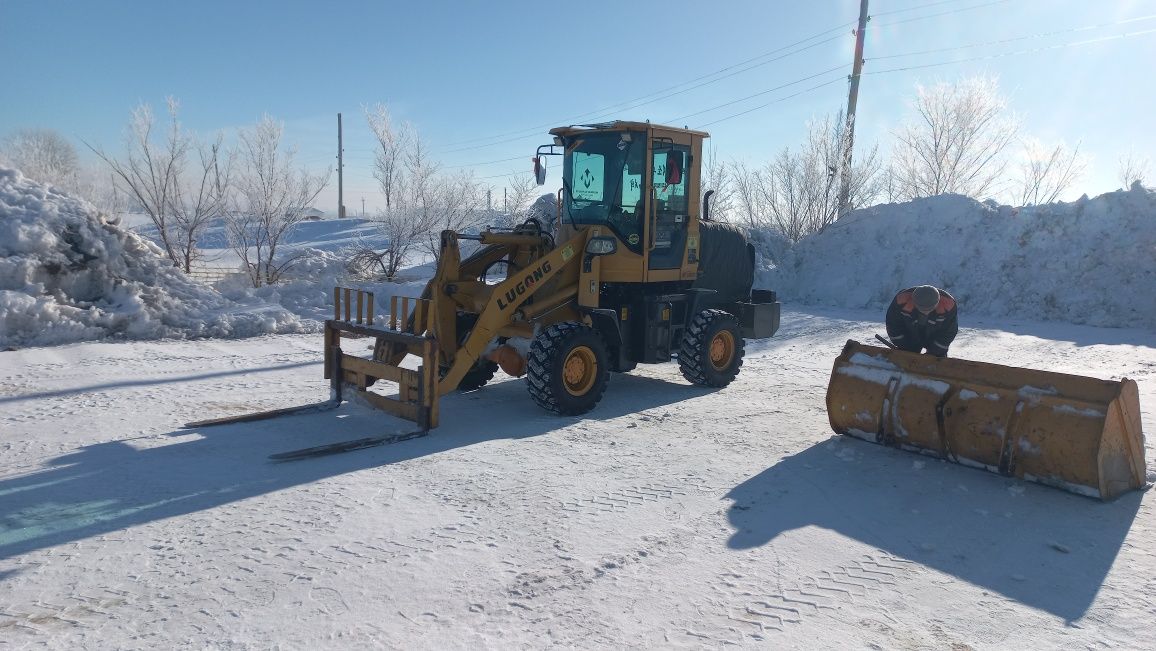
(585, 237), (617, 255)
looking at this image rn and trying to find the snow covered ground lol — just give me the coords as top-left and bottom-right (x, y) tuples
(1, 308), (1154, 649)
(2, 168), (1155, 648)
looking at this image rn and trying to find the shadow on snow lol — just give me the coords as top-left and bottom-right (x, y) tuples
(0, 371), (708, 562)
(724, 436), (1143, 622)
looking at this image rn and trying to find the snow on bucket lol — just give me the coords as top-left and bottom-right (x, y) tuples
(825, 340), (1146, 500)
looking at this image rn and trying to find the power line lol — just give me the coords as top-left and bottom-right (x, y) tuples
(694, 77), (847, 129)
(475, 169), (527, 181)
(429, 1), (1010, 157)
(443, 155), (524, 169)
(871, 13), (1156, 61)
(872, 0), (1013, 29)
(666, 64), (849, 123)
(866, 26), (1156, 75)
(432, 20), (856, 154)
(871, 0), (971, 18)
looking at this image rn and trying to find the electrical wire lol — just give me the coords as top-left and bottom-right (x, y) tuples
(871, 0), (1014, 29)
(432, 20), (857, 154)
(666, 64), (849, 123)
(694, 77), (848, 129)
(870, 13), (1156, 61)
(871, 0), (973, 18)
(866, 27), (1156, 75)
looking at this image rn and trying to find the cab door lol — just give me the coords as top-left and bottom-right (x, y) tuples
(645, 140), (692, 273)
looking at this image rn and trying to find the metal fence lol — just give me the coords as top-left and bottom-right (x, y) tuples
(185, 266), (241, 285)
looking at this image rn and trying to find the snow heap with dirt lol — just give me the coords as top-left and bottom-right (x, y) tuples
(761, 184), (1156, 329)
(0, 167), (315, 347)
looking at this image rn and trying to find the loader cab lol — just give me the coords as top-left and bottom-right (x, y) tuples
(541, 121), (706, 283)
(557, 128), (648, 253)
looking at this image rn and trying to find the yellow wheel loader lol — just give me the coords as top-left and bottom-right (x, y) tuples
(188, 122), (781, 458)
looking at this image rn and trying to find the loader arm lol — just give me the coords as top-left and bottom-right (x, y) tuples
(438, 229), (589, 395)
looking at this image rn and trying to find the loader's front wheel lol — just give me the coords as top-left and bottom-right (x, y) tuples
(679, 309), (745, 387)
(527, 322), (610, 415)
(444, 312), (499, 391)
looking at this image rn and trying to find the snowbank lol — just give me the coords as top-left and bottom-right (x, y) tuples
(760, 186), (1156, 328)
(213, 248), (429, 323)
(0, 167), (315, 348)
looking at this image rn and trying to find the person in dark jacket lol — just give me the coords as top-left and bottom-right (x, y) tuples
(885, 285), (958, 357)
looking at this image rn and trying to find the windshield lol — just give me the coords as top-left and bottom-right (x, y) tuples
(562, 131), (646, 251)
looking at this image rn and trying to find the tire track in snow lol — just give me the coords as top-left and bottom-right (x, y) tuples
(697, 552), (920, 642)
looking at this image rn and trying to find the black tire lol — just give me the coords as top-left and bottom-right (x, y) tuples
(527, 322), (610, 415)
(442, 313), (499, 391)
(456, 360), (498, 391)
(678, 309), (745, 387)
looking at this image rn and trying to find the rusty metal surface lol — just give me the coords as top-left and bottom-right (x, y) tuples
(826, 340), (1146, 500)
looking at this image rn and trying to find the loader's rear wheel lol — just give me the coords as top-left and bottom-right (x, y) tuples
(679, 309), (744, 387)
(527, 322), (610, 415)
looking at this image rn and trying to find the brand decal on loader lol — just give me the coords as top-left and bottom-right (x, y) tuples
(497, 260), (553, 310)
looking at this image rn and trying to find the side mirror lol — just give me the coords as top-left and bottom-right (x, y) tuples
(664, 151), (683, 185)
(534, 156), (547, 186)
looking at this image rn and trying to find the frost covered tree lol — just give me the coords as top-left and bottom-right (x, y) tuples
(91, 99), (232, 272)
(500, 173), (538, 227)
(1, 128), (80, 189)
(1118, 150), (1150, 189)
(356, 107), (487, 277)
(700, 144), (734, 222)
(730, 112), (881, 242)
(1014, 139), (1085, 205)
(228, 115), (330, 287)
(890, 76), (1019, 200)
(365, 104), (413, 210)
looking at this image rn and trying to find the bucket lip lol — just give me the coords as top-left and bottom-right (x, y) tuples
(839, 340), (1127, 401)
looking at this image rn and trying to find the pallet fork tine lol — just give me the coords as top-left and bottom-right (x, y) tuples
(183, 288), (440, 460)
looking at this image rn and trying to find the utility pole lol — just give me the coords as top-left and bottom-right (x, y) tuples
(361, 197), (366, 217)
(836, 0), (869, 218)
(337, 113), (346, 218)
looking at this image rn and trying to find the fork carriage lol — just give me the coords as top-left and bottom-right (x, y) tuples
(325, 287), (440, 431)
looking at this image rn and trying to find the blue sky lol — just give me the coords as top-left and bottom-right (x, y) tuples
(2, 0), (1154, 214)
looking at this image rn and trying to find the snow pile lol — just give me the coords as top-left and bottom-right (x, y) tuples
(0, 167), (315, 348)
(212, 248), (430, 323)
(760, 185), (1156, 328)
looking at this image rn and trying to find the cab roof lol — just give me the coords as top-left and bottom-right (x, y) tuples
(548, 121), (709, 140)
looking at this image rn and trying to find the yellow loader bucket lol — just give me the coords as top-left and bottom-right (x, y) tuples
(826, 340), (1146, 500)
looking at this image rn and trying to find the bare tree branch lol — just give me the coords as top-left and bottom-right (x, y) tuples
(229, 115), (331, 286)
(890, 76), (1019, 200)
(1118, 150), (1151, 189)
(1014, 139), (1086, 205)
